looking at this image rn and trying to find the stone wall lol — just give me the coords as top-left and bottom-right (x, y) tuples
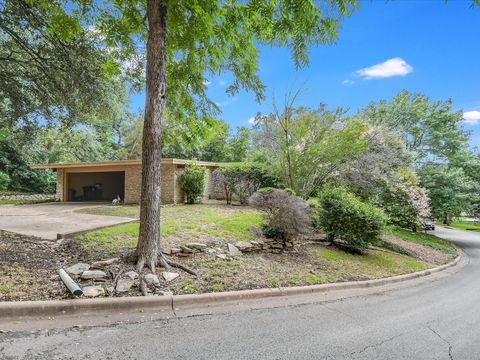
(56, 169), (64, 201)
(124, 165), (142, 204)
(0, 193), (55, 201)
(208, 169), (226, 200)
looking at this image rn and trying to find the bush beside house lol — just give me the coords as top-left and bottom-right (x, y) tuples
(178, 162), (206, 204)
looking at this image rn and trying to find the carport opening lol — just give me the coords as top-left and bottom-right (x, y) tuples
(67, 172), (125, 202)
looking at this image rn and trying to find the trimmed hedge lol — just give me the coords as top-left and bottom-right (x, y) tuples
(317, 187), (387, 249)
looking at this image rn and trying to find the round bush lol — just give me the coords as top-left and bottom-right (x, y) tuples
(178, 162), (206, 204)
(317, 187), (387, 249)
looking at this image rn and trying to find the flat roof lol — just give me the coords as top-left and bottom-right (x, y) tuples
(32, 158), (225, 169)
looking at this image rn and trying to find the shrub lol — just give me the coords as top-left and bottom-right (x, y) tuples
(0, 172), (10, 191)
(215, 163), (277, 204)
(249, 188), (312, 240)
(178, 162), (206, 204)
(307, 198), (322, 229)
(318, 187), (387, 249)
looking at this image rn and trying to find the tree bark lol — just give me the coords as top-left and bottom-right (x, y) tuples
(135, 0), (168, 272)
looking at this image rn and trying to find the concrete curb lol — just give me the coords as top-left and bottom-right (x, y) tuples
(0, 252), (463, 321)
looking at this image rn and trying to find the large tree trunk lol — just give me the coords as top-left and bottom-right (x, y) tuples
(135, 0), (168, 272)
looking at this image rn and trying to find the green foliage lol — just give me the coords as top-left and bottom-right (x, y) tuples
(318, 187), (387, 249)
(178, 162), (206, 204)
(307, 198), (322, 229)
(378, 168), (430, 231)
(215, 163), (277, 204)
(419, 164), (476, 224)
(0, 131), (56, 193)
(253, 103), (367, 197)
(250, 188), (312, 240)
(361, 90), (469, 163)
(0, 172), (11, 191)
(0, 0), (128, 129)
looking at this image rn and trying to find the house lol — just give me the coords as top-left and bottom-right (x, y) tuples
(32, 159), (225, 204)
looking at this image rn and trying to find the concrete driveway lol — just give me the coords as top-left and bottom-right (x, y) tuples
(0, 202), (136, 240)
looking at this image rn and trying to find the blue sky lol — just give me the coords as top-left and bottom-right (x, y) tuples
(130, 1), (480, 148)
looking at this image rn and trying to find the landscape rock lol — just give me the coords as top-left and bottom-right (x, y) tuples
(180, 245), (194, 254)
(170, 247), (182, 254)
(82, 285), (105, 297)
(216, 254), (227, 260)
(227, 243), (242, 257)
(162, 271), (179, 282)
(187, 242), (207, 250)
(116, 278), (134, 293)
(144, 273), (160, 286)
(66, 263), (90, 276)
(91, 258), (118, 269)
(125, 271), (138, 280)
(81, 270), (107, 280)
(235, 241), (254, 251)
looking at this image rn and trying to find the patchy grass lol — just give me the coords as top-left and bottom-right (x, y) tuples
(448, 222), (480, 231)
(169, 245), (427, 295)
(0, 198), (55, 205)
(72, 204), (264, 257)
(390, 228), (458, 256)
(76, 204), (140, 218)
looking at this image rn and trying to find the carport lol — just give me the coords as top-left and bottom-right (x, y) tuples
(66, 171), (125, 201)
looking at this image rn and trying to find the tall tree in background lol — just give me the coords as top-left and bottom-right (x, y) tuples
(361, 90), (469, 164)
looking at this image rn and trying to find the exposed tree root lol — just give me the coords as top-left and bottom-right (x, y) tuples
(159, 253), (197, 276)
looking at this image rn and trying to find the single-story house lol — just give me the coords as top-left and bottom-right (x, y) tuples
(32, 159), (225, 204)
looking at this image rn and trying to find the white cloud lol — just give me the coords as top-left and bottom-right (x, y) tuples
(342, 79), (355, 86)
(355, 57), (413, 79)
(248, 116), (256, 125)
(203, 80), (211, 86)
(463, 110), (480, 124)
(218, 78), (227, 86)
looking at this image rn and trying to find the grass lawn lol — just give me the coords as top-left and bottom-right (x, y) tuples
(173, 246), (426, 294)
(73, 204), (264, 257)
(448, 222), (480, 231)
(0, 198), (55, 205)
(389, 228), (458, 256)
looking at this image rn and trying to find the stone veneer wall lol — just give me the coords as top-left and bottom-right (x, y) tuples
(56, 169), (64, 201)
(208, 169), (226, 200)
(124, 165), (142, 204)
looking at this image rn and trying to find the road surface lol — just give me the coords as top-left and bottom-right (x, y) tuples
(1, 226), (479, 359)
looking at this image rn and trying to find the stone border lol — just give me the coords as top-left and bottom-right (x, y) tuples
(0, 252), (463, 321)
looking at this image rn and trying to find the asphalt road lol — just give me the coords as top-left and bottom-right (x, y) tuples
(1, 226), (480, 359)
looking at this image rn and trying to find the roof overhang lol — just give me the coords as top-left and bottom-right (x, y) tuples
(32, 158), (225, 170)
